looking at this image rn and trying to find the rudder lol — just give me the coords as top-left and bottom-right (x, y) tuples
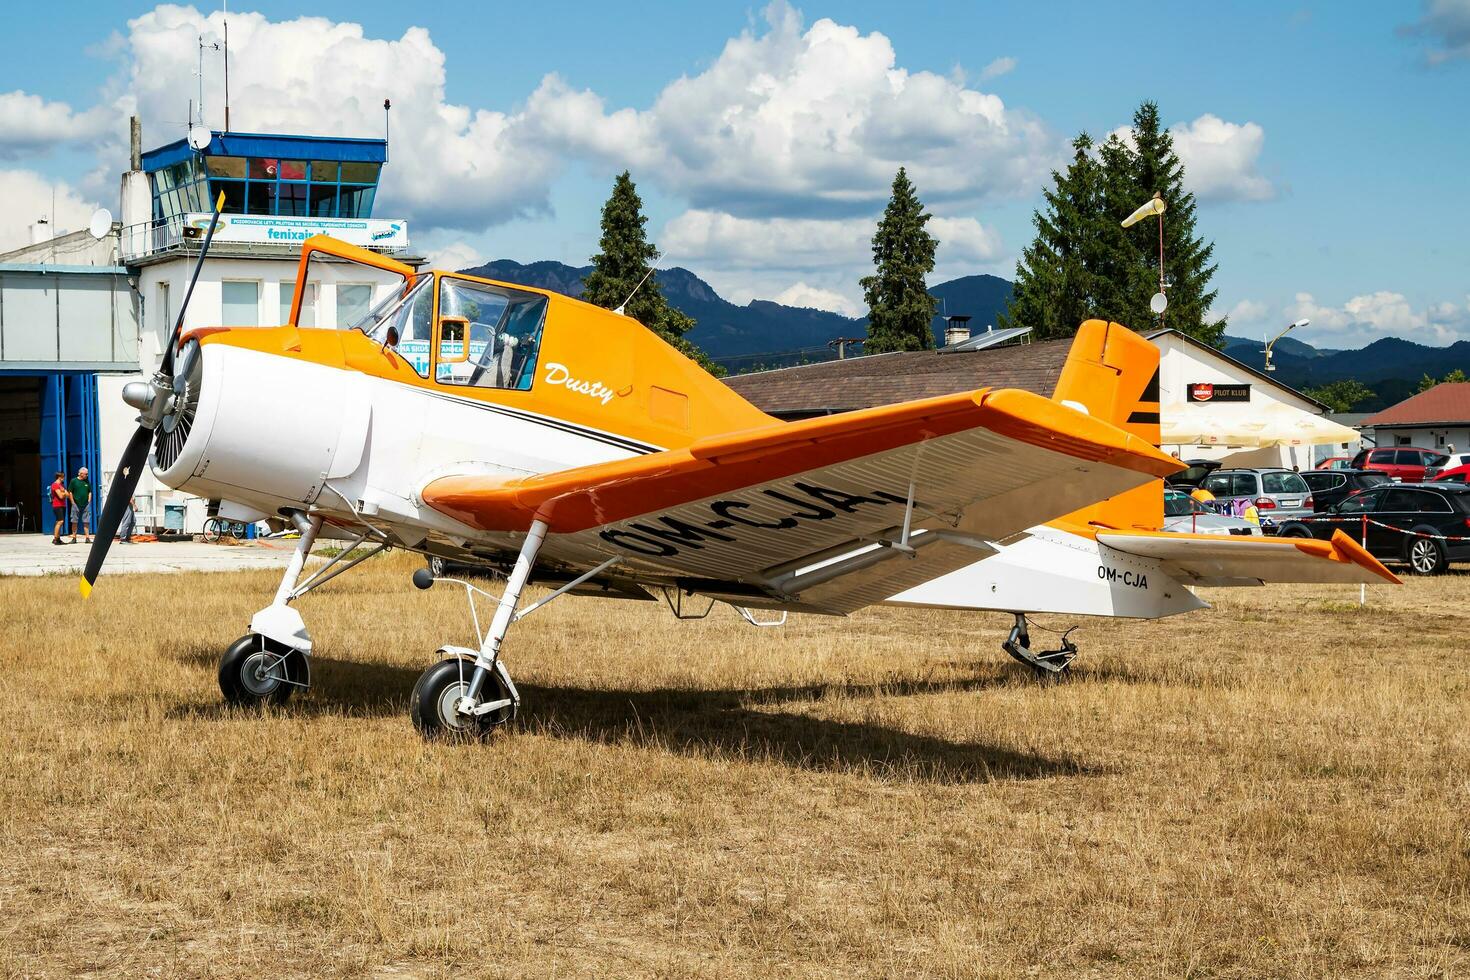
(1052, 319), (1165, 531)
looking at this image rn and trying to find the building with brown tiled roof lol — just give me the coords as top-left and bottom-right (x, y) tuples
(1361, 382), (1470, 454)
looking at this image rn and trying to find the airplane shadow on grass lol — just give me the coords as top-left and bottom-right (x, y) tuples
(168, 648), (1098, 784)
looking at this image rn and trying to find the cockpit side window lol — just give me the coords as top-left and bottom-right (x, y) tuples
(434, 278), (547, 391)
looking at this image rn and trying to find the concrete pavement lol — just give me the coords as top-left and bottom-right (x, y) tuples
(0, 532), (299, 577)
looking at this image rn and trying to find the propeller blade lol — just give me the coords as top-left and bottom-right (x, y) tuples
(80, 425), (153, 597)
(160, 190), (227, 377)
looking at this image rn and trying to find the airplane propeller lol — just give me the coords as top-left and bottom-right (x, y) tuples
(81, 192), (228, 597)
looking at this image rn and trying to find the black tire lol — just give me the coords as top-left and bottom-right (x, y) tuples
(410, 657), (516, 740)
(1277, 523), (1314, 538)
(202, 518), (221, 543)
(1405, 533), (1447, 575)
(230, 521), (247, 539)
(219, 634), (304, 706)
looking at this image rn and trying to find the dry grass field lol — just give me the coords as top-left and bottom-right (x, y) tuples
(1, 550), (1467, 978)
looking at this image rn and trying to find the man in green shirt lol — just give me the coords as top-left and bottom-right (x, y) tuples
(68, 467), (92, 545)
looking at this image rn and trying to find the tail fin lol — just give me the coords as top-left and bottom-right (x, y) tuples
(1052, 319), (1166, 531)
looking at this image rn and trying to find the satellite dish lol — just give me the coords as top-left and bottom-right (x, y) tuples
(87, 208), (114, 240)
(1150, 291), (1169, 315)
(187, 126), (212, 151)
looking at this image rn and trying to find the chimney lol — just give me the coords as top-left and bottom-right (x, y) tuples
(30, 221), (51, 245)
(944, 314), (972, 347)
(130, 116), (142, 171)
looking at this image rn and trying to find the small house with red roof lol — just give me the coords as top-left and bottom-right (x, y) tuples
(1361, 383), (1470, 454)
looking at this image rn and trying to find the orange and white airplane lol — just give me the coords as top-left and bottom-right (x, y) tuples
(84, 203), (1396, 738)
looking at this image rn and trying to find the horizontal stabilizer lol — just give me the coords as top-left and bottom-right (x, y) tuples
(1097, 529), (1401, 586)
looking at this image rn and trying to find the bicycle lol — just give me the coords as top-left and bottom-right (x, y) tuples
(202, 517), (249, 543)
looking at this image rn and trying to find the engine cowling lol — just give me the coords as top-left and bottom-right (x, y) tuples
(153, 341), (371, 514)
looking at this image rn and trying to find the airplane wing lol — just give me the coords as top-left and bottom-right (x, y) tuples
(1096, 528), (1401, 587)
(422, 388), (1183, 614)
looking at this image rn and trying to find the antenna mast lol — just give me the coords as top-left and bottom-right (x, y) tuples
(223, 2), (231, 132)
(615, 259), (659, 316)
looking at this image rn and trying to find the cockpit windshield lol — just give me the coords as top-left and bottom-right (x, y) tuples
(352, 275), (428, 337)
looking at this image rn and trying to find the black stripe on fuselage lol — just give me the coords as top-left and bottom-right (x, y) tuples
(420, 387), (664, 456)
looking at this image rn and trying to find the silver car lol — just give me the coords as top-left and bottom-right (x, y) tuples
(1198, 468), (1315, 531)
(1163, 489), (1263, 536)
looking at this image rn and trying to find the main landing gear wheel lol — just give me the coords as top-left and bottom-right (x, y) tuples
(219, 634), (306, 707)
(410, 657), (517, 740)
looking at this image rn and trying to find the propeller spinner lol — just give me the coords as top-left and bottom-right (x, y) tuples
(81, 192), (227, 597)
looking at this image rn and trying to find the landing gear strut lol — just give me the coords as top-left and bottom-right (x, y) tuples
(410, 519), (622, 739)
(1003, 613), (1077, 677)
(216, 511), (388, 707)
(411, 519), (548, 739)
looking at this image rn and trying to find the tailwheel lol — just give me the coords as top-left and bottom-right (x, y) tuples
(410, 656), (518, 740)
(219, 634), (307, 707)
(1002, 614), (1077, 679)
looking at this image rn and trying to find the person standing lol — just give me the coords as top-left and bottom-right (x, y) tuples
(48, 471), (69, 544)
(68, 466), (92, 545)
(117, 496), (136, 544)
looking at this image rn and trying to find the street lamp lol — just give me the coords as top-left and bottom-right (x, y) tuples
(1263, 318), (1309, 372)
(1121, 193), (1168, 322)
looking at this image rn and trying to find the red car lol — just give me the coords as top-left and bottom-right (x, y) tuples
(1433, 463), (1470, 484)
(1315, 457), (1353, 470)
(1350, 447), (1449, 482)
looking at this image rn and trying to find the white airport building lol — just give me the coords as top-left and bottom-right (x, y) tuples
(0, 120), (418, 534)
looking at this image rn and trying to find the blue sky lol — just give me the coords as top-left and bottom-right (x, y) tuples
(2, 1), (1467, 347)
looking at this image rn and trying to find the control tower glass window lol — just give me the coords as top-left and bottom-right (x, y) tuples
(149, 157), (210, 228)
(199, 154), (382, 219)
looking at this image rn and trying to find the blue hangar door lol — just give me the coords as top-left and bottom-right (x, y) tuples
(37, 373), (102, 530)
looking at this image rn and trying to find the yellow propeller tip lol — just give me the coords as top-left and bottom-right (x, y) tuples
(79, 578), (92, 599)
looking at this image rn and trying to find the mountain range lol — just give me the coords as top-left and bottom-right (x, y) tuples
(462, 259), (1011, 373)
(462, 258), (1469, 408)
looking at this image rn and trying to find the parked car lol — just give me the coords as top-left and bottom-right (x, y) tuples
(1197, 468), (1315, 531)
(1274, 482), (1470, 574)
(1350, 446), (1449, 482)
(1315, 457), (1354, 470)
(1432, 463), (1470, 484)
(1164, 458), (1222, 488)
(1299, 468), (1392, 511)
(1425, 452), (1470, 478)
(1162, 489), (1262, 535)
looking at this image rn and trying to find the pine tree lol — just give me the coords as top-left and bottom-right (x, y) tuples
(1000, 134), (1128, 339)
(861, 168), (939, 353)
(582, 171), (720, 375)
(1003, 102), (1225, 345)
(1115, 102), (1223, 345)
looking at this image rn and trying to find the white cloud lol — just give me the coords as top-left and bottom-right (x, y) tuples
(771, 281), (862, 316)
(1288, 290), (1470, 346)
(118, 8), (558, 233)
(980, 56), (1016, 80)
(1218, 298), (1269, 331)
(662, 209), (999, 270)
(1168, 114), (1275, 202)
(0, 170), (100, 253)
(0, 91), (110, 160)
(532, 2), (1057, 218)
(427, 241), (486, 272)
(1400, 0), (1470, 65)
(1108, 113), (1276, 203)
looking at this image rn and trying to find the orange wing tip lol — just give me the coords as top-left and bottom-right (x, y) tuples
(1322, 530), (1402, 585)
(79, 578), (93, 599)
